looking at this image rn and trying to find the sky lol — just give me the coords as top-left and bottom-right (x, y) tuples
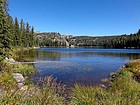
(9, 0), (140, 36)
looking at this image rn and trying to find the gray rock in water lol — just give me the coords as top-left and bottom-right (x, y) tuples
(13, 73), (25, 83)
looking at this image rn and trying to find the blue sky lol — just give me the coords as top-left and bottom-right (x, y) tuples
(9, 0), (140, 36)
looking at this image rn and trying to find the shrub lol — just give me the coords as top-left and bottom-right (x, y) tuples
(0, 61), (13, 72)
(0, 71), (16, 89)
(14, 64), (35, 77)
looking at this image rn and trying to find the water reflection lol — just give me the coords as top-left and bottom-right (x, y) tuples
(19, 48), (140, 87)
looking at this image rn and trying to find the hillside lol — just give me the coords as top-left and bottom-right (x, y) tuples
(34, 32), (70, 47)
(34, 30), (140, 48)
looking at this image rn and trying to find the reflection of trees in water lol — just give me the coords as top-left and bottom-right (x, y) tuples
(15, 49), (35, 61)
(34, 51), (61, 61)
(75, 52), (140, 60)
(16, 49), (140, 62)
(44, 51), (140, 61)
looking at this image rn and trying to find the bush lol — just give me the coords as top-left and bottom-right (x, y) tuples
(14, 64), (35, 77)
(0, 71), (16, 89)
(0, 55), (4, 62)
(0, 61), (13, 72)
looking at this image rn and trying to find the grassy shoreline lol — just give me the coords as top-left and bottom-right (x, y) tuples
(1, 48), (140, 105)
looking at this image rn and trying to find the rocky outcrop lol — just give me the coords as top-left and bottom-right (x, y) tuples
(34, 32), (71, 47)
(12, 73), (28, 91)
(5, 57), (15, 63)
(13, 73), (25, 83)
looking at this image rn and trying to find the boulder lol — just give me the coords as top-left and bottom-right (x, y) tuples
(20, 86), (28, 91)
(9, 58), (15, 63)
(13, 73), (25, 83)
(17, 83), (24, 88)
(5, 57), (8, 60)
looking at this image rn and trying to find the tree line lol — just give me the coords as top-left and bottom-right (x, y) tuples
(68, 30), (140, 48)
(0, 0), (35, 60)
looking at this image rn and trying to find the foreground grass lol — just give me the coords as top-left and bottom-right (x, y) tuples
(0, 61), (66, 105)
(0, 59), (140, 105)
(0, 77), (66, 105)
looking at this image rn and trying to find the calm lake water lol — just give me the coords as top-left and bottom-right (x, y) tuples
(24, 48), (140, 87)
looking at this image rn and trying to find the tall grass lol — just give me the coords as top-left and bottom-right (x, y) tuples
(0, 76), (66, 105)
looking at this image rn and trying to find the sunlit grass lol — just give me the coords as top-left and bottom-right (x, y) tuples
(13, 64), (35, 77)
(0, 76), (66, 105)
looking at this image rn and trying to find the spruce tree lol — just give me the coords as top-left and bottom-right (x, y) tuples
(14, 17), (20, 47)
(30, 26), (34, 47)
(0, 0), (11, 59)
(20, 19), (24, 47)
(7, 15), (14, 46)
(25, 22), (30, 47)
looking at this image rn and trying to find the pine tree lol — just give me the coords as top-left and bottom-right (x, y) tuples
(14, 17), (20, 47)
(0, 0), (11, 58)
(20, 19), (24, 47)
(25, 22), (30, 47)
(7, 14), (14, 46)
(30, 26), (34, 47)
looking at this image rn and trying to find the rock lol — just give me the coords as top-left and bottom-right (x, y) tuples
(70, 45), (75, 48)
(5, 57), (8, 60)
(20, 86), (28, 91)
(100, 84), (107, 88)
(17, 83), (24, 88)
(13, 73), (25, 83)
(9, 58), (15, 63)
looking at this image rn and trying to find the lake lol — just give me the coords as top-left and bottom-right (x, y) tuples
(26, 48), (140, 87)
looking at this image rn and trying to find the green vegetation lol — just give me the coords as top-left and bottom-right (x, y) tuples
(0, 76), (66, 105)
(0, 60), (35, 89)
(0, 0), (35, 61)
(14, 64), (35, 77)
